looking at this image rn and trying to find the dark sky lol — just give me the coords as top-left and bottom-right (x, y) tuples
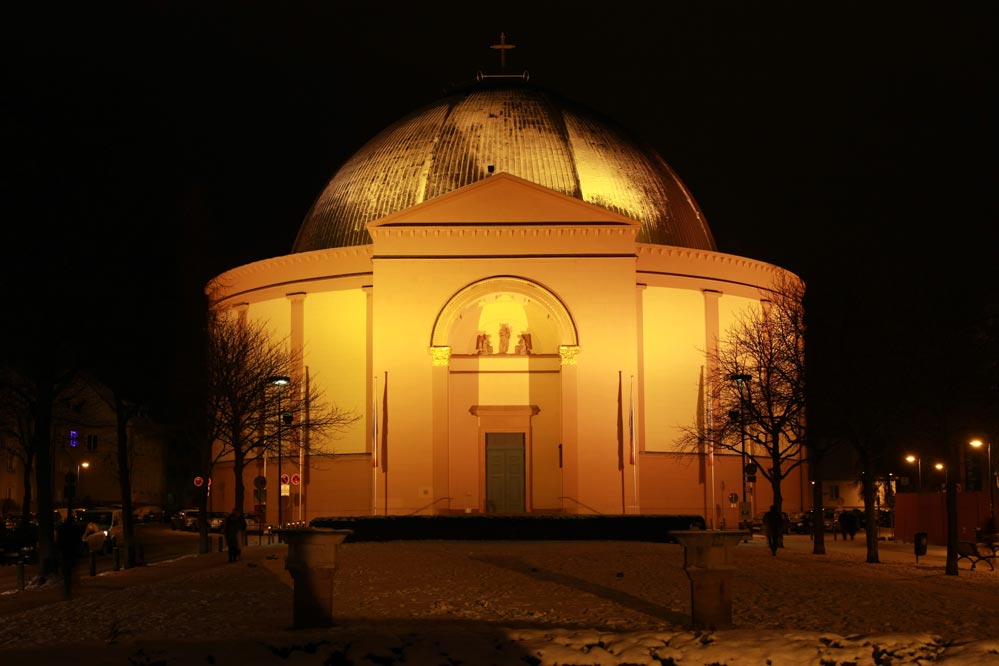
(1, 3), (996, 437)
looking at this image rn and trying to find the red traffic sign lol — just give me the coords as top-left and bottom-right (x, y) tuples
(280, 473), (290, 485)
(291, 473), (301, 485)
(193, 476), (204, 487)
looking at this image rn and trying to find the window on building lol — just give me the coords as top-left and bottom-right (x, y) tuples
(86, 434), (98, 452)
(69, 430), (79, 448)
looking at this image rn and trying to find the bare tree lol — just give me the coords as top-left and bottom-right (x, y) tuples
(680, 274), (807, 541)
(205, 308), (359, 536)
(0, 365), (77, 574)
(86, 378), (145, 568)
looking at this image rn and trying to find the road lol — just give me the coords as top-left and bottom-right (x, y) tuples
(0, 521), (228, 586)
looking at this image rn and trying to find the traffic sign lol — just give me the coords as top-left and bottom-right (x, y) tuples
(253, 475), (267, 489)
(291, 473), (301, 485)
(280, 473), (290, 485)
(194, 476), (204, 487)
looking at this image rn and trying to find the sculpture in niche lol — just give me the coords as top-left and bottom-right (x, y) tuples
(475, 327), (533, 355)
(476, 333), (493, 355)
(498, 324), (511, 354)
(515, 333), (532, 355)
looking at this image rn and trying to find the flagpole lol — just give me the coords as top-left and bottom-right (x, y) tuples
(371, 374), (378, 515)
(707, 376), (716, 529)
(630, 375), (639, 511)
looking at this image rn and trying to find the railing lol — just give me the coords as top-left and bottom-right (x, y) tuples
(407, 497), (455, 516)
(557, 496), (605, 515)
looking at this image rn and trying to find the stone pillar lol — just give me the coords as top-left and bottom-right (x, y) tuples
(669, 530), (748, 629)
(277, 527), (353, 628)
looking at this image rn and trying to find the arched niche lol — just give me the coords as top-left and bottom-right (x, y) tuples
(430, 276), (578, 355)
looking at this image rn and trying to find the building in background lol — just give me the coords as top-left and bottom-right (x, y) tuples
(0, 375), (167, 519)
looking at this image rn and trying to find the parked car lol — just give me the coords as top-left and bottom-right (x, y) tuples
(244, 513), (262, 534)
(133, 505), (165, 523)
(1, 518), (39, 563)
(170, 508), (199, 531)
(206, 512), (227, 532)
(752, 510), (790, 534)
(181, 510), (201, 531)
(788, 511), (814, 534)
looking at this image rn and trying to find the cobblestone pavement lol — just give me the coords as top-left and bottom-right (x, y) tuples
(0, 534), (996, 665)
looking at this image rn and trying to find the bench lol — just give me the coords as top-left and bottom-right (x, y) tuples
(957, 540), (995, 571)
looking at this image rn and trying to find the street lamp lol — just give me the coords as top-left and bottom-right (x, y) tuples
(268, 376), (290, 527)
(905, 455), (922, 492)
(970, 439), (995, 528)
(729, 372), (752, 528)
(935, 462), (947, 489)
(77, 461), (89, 506)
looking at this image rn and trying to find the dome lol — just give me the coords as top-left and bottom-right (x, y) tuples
(293, 79), (716, 252)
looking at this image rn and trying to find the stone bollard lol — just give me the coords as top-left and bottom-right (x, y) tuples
(275, 527), (353, 629)
(668, 530), (748, 630)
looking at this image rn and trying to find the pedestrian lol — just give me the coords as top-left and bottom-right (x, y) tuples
(837, 512), (850, 541)
(56, 518), (82, 598)
(223, 508), (247, 562)
(762, 504), (782, 556)
(844, 510), (860, 540)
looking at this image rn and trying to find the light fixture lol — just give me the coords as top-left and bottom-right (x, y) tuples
(905, 455), (922, 491)
(970, 439), (995, 529)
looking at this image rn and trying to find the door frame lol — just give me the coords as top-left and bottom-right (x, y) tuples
(470, 405), (539, 513)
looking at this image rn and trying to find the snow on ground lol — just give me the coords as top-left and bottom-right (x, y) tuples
(0, 533), (996, 665)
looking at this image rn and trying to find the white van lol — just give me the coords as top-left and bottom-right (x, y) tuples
(78, 507), (123, 554)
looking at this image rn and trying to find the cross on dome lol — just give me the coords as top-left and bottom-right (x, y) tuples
(490, 32), (516, 69)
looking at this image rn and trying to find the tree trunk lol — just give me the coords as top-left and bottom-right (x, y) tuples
(233, 448), (245, 514)
(115, 397), (135, 568)
(19, 453), (33, 527)
(945, 440), (959, 575)
(33, 383), (55, 575)
(811, 477), (826, 555)
(861, 466), (880, 563)
(769, 451), (784, 547)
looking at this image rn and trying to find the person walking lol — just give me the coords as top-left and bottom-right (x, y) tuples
(762, 504), (782, 556)
(223, 508), (247, 562)
(56, 518), (82, 598)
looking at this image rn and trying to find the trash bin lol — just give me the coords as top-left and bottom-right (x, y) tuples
(914, 531), (928, 560)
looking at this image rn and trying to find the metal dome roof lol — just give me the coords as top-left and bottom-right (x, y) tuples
(293, 79), (716, 252)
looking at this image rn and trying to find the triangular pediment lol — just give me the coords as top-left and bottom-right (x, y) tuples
(367, 172), (639, 228)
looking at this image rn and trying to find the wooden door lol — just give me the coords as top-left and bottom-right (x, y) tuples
(485, 433), (525, 513)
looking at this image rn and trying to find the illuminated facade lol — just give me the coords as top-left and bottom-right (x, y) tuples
(208, 80), (806, 526)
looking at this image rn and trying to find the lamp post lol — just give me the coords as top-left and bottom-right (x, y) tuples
(905, 455), (922, 492)
(77, 461), (89, 507)
(934, 462), (947, 490)
(729, 372), (752, 529)
(269, 376), (291, 527)
(970, 439), (995, 528)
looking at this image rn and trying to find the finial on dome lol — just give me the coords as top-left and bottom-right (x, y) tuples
(490, 32), (516, 69)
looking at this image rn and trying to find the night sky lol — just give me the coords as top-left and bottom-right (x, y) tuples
(2, 3), (995, 449)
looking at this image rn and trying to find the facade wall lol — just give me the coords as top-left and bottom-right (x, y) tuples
(301, 289), (369, 455)
(209, 178), (806, 524)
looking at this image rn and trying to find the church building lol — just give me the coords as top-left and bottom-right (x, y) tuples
(207, 71), (807, 528)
